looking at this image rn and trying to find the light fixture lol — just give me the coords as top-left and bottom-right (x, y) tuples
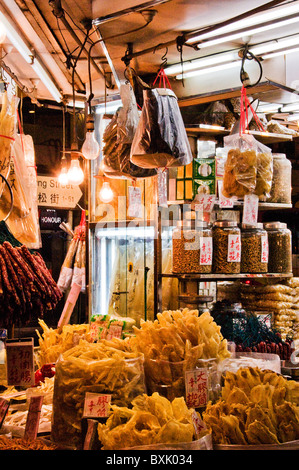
(0, 11), (61, 102)
(67, 158), (84, 185)
(99, 181), (114, 203)
(186, 2), (299, 45)
(81, 114), (100, 160)
(281, 102), (299, 112)
(257, 102), (281, 113)
(95, 99), (122, 114)
(287, 113), (299, 121)
(176, 60), (241, 80)
(58, 166), (69, 185)
(165, 50), (238, 76)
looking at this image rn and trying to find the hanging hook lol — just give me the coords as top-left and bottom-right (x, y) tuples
(153, 45), (168, 69)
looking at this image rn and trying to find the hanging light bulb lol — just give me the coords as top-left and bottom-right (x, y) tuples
(58, 154), (69, 185)
(67, 158), (84, 185)
(99, 181), (114, 203)
(81, 114), (100, 160)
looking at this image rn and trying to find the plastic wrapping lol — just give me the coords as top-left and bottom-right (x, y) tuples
(268, 153), (292, 204)
(130, 88), (193, 169)
(51, 341), (145, 448)
(222, 133), (273, 199)
(102, 84), (156, 179)
(126, 434), (213, 450)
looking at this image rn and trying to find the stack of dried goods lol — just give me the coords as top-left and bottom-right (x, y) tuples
(264, 222), (292, 273)
(240, 223), (268, 273)
(0, 241), (62, 328)
(212, 220), (241, 274)
(202, 367), (299, 447)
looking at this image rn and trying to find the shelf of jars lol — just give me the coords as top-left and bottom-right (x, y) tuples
(159, 272), (293, 280)
(167, 199), (293, 210)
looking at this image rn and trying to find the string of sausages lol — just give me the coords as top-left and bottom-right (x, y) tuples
(0, 241), (62, 328)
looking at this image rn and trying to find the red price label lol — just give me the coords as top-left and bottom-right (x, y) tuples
(83, 393), (111, 418)
(185, 369), (208, 408)
(261, 234), (269, 263)
(227, 234), (241, 263)
(199, 237), (213, 265)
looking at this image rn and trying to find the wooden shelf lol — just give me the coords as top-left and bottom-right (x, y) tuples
(167, 200), (292, 210)
(160, 272), (293, 281)
(185, 126), (293, 144)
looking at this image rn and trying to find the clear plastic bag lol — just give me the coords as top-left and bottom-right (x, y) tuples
(222, 133), (272, 199)
(130, 88), (193, 169)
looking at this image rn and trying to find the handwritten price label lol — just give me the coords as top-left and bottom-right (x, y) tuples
(128, 186), (142, 218)
(199, 237), (213, 265)
(261, 234), (269, 263)
(242, 194), (259, 224)
(227, 234), (241, 263)
(185, 369), (208, 408)
(193, 194), (216, 213)
(83, 393), (111, 418)
(218, 181), (234, 208)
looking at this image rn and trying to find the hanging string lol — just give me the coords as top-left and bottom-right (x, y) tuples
(240, 85), (266, 135)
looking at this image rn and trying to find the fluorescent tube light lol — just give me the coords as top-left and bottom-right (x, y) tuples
(281, 102), (299, 112)
(287, 113), (299, 121)
(165, 51), (238, 76)
(176, 60), (240, 80)
(95, 99), (123, 114)
(187, 2), (299, 44)
(0, 13), (61, 102)
(191, 16), (299, 50)
(258, 102), (281, 113)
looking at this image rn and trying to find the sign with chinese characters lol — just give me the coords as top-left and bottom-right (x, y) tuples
(6, 338), (35, 387)
(242, 194), (259, 225)
(199, 237), (213, 265)
(24, 395), (44, 440)
(185, 369), (208, 408)
(37, 176), (82, 209)
(218, 181), (234, 208)
(227, 234), (241, 263)
(0, 398), (10, 428)
(83, 393), (111, 418)
(191, 410), (207, 438)
(261, 234), (269, 263)
(193, 194), (216, 213)
(158, 168), (168, 208)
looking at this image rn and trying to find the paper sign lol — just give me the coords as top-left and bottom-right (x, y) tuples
(58, 282), (82, 328)
(227, 234), (241, 263)
(6, 338), (35, 387)
(191, 410), (207, 438)
(0, 398), (9, 428)
(218, 181), (234, 208)
(83, 419), (99, 450)
(242, 194), (259, 224)
(199, 237), (213, 265)
(128, 186), (142, 218)
(261, 234), (269, 263)
(24, 395), (44, 440)
(83, 393), (111, 418)
(37, 176), (82, 209)
(193, 194), (216, 213)
(185, 369), (208, 408)
(158, 168), (168, 208)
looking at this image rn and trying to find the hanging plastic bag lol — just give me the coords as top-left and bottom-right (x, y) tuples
(0, 92), (16, 197)
(222, 86), (273, 199)
(130, 87), (193, 169)
(101, 83), (156, 179)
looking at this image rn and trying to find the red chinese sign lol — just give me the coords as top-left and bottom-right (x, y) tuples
(6, 338), (35, 387)
(199, 237), (213, 265)
(185, 369), (208, 408)
(261, 234), (269, 263)
(227, 234), (241, 263)
(83, 393), (111, 418)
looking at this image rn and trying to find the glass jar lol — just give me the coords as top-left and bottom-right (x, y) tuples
(264, 222), (292, 273)
(241, 223), (268, 273)
(212, 220), (241, 273)
(268, 153), (292, 204)
(172, 220), (212, 273)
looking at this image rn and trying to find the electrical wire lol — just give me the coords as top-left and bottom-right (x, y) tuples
(240, 44), (263, 87)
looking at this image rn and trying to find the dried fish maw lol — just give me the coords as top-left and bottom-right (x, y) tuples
(156, 420), (194, 444)
(278, 423), (298, 443)
(171, 396), (192, 422)
(226, 387), (250, 406)
(245, 404), (277, 436)
(220, 415), (247, 445)
(246, 420), (280, 445)
(285, 380), (299, 405)
(250, 384), (275, 409)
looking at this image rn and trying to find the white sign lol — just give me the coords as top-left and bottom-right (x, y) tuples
(242, 194), (259, 225)
(227, 234), (241, 263)
(37, 176), (82, 209)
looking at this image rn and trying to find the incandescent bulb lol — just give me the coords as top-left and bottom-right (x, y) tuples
(99, 181), (114, 203)
(58, 167), (69, 185)
(67, 159), (84, 185)
(0, 22), (6, 44)
(82, 130), (100, 160)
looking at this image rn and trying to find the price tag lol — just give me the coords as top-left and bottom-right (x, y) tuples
(185, 369), (208, 408)
(157, 168), (168, 208)
(83, 393), (111, 418)
(227, 234), (241, 263)
(6, 338), (35, 387)
(242, 194), (259, 224)
(24, 395), (43, 440)
(0, 398), (10, 428)
(191, 410), (207, 438)
(128, 186), (142, 218)
(199, 237), (213, 265)
(218, 181), (234, 208)
(261, 234), (269, 263)
(192, 194), (216, 213)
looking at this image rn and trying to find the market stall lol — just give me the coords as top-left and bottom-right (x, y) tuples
(0, 0), (299, 454)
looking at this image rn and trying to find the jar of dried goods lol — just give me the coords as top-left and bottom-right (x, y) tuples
(264, 222), (292, 273)
(172, 220), (212, 273)
(241, 223), (268, 273)
(212, 220), (241, 274)
(268, 153), (292, 204)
